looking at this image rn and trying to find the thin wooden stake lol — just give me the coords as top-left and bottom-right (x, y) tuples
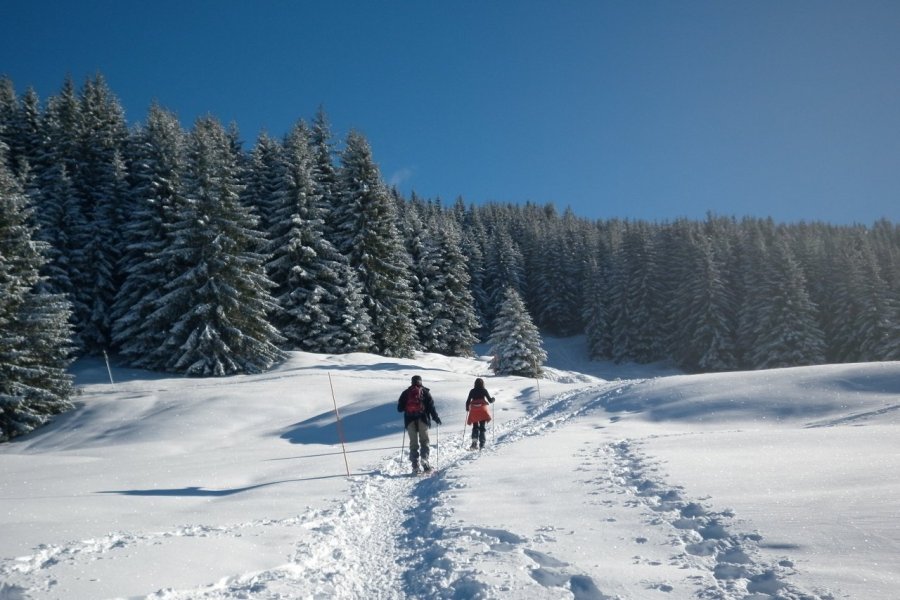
(328, 372), (351, 477)
(103, 350), (115, 385)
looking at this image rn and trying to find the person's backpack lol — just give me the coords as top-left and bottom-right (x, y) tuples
(405, 386), (425, 415)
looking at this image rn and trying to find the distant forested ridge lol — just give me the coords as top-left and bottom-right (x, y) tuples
(1, 75), (898, 391)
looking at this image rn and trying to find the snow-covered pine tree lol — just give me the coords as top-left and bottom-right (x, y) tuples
(482, 229), (526, 329)
(531, 209), (588, 336)
(608, 223), (665, 364)
(334, 130), (418, 357)
(242, 132), (285, 238)
(745, 234), (825, 369)
(453, 201), (490, 336)
(150, 117), (284, 375)
(397, 192), (430, 342)
(30, 161), (82, 301)
(111, 104), (186, 366)
(488, 286), (547, 377)
(870, 219), (900, 295)
(31, 78), (87, 328)
(584, 255), (613, 360)
(668, 227), (737, 372)
(260, 120), (373, 353)
(6, 87), (43, 178)
(734, 219), (772, 368)
(70, 75), (129, 353)
(0, 78), (17, 170)
(418, 213), (480, 356)
(0, 145), (74, 441)
(310, 107), (339, 234)
(828, 231), (900, 362)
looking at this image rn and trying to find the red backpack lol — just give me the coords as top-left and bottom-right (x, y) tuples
(405, 386), (425, 414)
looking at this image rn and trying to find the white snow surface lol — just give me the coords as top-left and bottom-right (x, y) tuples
(1, 336), (898, 599)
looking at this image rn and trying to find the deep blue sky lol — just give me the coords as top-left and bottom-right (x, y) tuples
(3, 1), (899, 224)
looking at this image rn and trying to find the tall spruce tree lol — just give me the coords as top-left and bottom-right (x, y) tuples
(584, 256), (613, 360)
(418, 214), (480, 356)
(111, 104), (186, 365)
(829, 231), (900, 362)
(7, 87), (43, 178)
(32, 78), (86, 327)
(458, 204), (490, 336)
(397, 192), (429, 341)
(488, 287), (547, 377)
(483, 229), (525, 328)
(310, 107), (339, 234)
(669, 228), (736, 372)
(334, 130), (417, 357)
(71, 75), (129, 352)
(149, 117), (283, 375)
(608, 223), (665, 363)
(0, 78), (17, 170)
(745, 234), (825, 369)
(260, 121), (373, 353)
(0, 145), (74, 441)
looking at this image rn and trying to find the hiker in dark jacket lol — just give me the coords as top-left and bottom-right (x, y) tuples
(465, 377), (495, 450)
(398, 375), (442, 473)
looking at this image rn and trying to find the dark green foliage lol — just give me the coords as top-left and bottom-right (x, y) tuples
(149, 117), (284, 375)
(0, 146), (73, 441)
(334, 131), (418, 357)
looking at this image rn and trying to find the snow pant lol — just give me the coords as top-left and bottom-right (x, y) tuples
(406, 420), (430, 466)
(471, 421), (487, 448)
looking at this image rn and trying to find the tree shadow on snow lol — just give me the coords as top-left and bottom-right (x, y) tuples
(96, 473), (377, 497)
(280, 401), (402, 445)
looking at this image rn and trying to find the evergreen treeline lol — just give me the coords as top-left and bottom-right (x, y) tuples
(1, 74), (899, 439)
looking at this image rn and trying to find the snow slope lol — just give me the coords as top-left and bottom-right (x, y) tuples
(1, 336), (898, 599)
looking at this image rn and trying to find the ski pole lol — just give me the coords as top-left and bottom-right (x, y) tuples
(461, 409), (469, 446)
(436, 423), (439, 469)
(398, 427), (406, 465)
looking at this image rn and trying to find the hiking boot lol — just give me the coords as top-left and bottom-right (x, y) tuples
(422, 461), (433, 473)
(411, 462), (421, 475)
(469, 441), (478, 450)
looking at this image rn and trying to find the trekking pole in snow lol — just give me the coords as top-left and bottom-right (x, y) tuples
(328, 373), (351, 477)
(436, 423), (439, 469)
(398, 428), (406, 464)
(461, 409), (469, 446)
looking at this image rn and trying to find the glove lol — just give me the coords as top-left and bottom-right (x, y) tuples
(434, 417), (442, 425)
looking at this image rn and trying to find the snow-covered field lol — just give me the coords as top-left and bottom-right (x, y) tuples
(1, 336), (898, 599)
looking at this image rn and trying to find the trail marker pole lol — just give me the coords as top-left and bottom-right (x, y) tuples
(103, 350), (114, 385)
(328, 373), (351, 477)
(491, 398), (495, 445)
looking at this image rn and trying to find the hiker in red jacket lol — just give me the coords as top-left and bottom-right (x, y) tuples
(465, 378), (495, 450)
(398, 375), (442, 474)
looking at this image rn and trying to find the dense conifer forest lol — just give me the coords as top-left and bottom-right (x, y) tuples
(1, 75), (898, 439)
